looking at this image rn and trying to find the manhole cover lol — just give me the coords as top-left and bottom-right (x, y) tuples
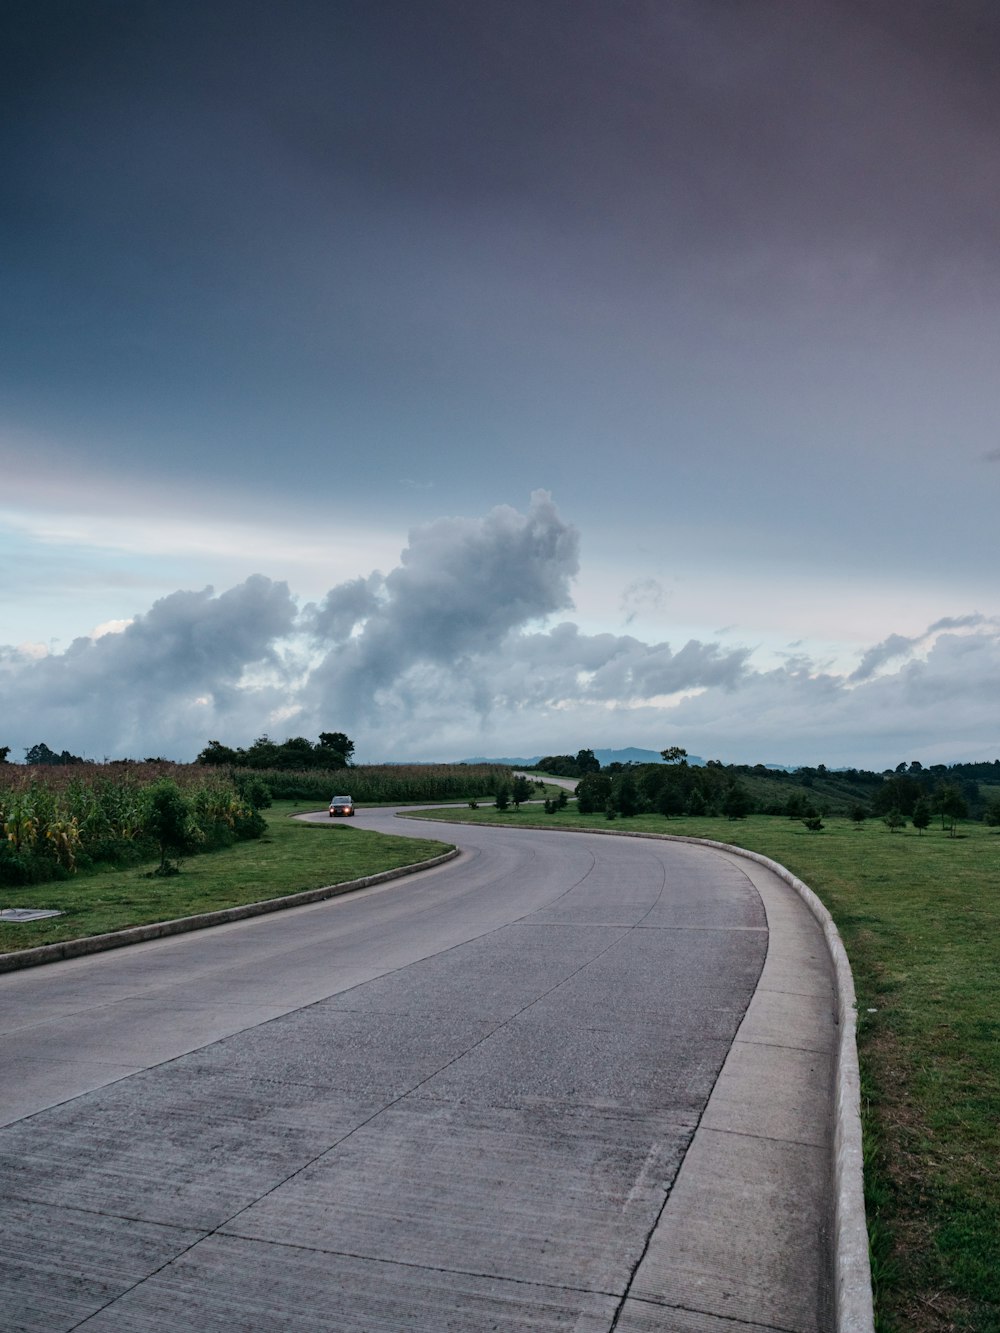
(0, 908), (64, 922)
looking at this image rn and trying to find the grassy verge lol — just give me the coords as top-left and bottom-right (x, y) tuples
(409, 804), (1000, 1333)
(0, 802), (453, 954)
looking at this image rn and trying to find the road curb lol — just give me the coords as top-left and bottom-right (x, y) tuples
(664, 834), (875, 1333)
(402, 814), (875, 1333)
(0, 847), (460, 975)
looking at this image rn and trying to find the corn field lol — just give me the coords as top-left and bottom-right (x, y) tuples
(251, 763), (510, 803)
(0, 762), (264, 886)
(0, 761), (509, 887)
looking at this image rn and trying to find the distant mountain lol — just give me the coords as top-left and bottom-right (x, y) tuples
(458, 747), (705, 768)
(594, 747), (705, 768)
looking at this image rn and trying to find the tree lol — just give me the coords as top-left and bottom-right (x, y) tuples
(535, 754), (580, 777)
(197, 740), (240, 766)
(882, 809), (906, 833)
(686, 788), (708, 816)
(722, 782), (752, 820)
(849, 804), (867, 828)
(494, 783), (510, 811)
(656, 781), (685, 817)
(318, 732), (354, 765)
(144, 779), (197, 872)
(0, 745), (9, 763)
(575, 772), (611, 814)
(873, 774), (921, 816)
(932, 783), (967, 836)
(575, 748), (601, 774)
(786, 792), (809, 819)
(511, 775), (534, 808)
(660, 746), (688, 764)
(24, 742), (83, 765)
(911, 798), (931, 834)
(613, 769), (641, 817)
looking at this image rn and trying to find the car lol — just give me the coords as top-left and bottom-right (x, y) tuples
(329, 795), (355, 817)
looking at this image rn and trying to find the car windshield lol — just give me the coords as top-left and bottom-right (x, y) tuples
(331, 796), (351, 803)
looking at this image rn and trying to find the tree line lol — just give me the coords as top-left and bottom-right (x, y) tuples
(196, 732), (355, 770)
(528, 748), (1000, 826)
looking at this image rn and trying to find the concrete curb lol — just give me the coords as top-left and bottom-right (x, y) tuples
(402, 814), (875, 1333)
(0, 847), (460, 975)
(664, 835), (875, 1333)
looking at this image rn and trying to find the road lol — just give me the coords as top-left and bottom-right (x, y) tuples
(0, 809), (836, 1331)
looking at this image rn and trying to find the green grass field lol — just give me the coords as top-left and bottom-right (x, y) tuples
(408, 802), (1000, 1333)
(0, 802), (453, 955)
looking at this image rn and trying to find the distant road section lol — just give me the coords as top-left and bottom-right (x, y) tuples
(0, 810), (835, 1330)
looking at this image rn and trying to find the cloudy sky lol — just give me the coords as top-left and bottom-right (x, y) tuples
(3, 0), (1000, 767)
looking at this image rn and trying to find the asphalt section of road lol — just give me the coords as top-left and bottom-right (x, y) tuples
(0, 812), (837, 1332)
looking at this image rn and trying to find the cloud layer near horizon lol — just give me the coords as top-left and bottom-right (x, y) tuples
(2, 495), (998, 768)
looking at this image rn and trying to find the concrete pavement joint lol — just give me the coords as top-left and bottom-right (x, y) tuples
(213, 1230), (619, 1299)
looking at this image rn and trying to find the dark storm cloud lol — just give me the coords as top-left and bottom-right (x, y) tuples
(309, 574), (384, 641)
(0, 576), (296, 756)
(6, 0), (1000, 439)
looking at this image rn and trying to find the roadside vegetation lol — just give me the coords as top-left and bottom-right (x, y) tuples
(0, 801), (452, 954)
(0, 750), (506, 889)
(412, 793), (1000, 1333)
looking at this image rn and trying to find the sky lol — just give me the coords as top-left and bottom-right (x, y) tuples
(3, 0), (1000, 768)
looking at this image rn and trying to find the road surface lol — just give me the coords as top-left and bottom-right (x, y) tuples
(0, 809), (836, 1331)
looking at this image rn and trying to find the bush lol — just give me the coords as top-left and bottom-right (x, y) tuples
(144, 780), (199, 870)
(236, 776), (273, 811)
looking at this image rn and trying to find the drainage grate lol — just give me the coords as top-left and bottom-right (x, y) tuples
(0, 908), (64, 922)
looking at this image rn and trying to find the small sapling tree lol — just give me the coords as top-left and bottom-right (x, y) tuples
(911, 798), (931, 834)
(723, 782), (752, 820)
(144, 779), (198, 874)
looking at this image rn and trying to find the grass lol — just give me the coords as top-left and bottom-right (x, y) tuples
(408, 803), (1000, 1333)
(0, 802), (453, 955)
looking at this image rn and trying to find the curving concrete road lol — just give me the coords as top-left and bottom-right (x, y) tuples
(0, 810), (836, 1331)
